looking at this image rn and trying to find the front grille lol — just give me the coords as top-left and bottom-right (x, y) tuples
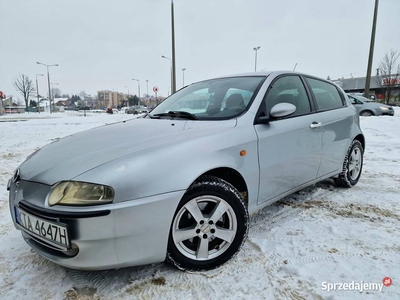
(18, 200), (111, 220)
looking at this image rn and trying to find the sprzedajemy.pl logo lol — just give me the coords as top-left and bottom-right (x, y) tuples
(322, 277), (392, 293)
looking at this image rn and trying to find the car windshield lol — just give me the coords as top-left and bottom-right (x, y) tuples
(350, 94), (374, 102)
(149, 76), (266, 120)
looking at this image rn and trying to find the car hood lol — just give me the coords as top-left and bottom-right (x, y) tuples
(19, 118), (237, 185)
(363, 102), (391, 108)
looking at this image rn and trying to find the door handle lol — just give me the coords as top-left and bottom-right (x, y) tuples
(309, 121), (322, 129)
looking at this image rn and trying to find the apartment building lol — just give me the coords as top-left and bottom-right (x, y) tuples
(97, 90), (125, 108)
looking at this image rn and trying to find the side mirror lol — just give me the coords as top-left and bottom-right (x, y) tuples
(256, 103), (296, 124)
(270, 103), (296, 117)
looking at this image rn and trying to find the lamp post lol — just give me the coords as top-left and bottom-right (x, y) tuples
(182, 68), (186, 87)
(146, 80), (149, 107)
(253, 46), (260, 72)
(125, 85), (129, 106)
(132, 79), (140, 105)
(162, 55), (172, 95)
(36, 62), (58, 113)
(36, 74), (44, 113)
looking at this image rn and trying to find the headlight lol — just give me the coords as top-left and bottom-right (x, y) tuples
(380, 106), (389, 110)
(48, 181), (114, 206)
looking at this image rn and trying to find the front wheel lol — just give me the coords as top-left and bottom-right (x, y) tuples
(360, 110), (373, 116)
(167, 176), (248, 271)
(334, 140), (363, 187)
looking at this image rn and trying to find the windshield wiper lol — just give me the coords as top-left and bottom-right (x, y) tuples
(152, 111), (199, 120)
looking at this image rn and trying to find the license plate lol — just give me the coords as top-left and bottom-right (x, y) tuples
(14, 206), (70, 250)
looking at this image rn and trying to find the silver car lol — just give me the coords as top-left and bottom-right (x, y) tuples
(347, 94), (395, 116)
(8, 71), (365, 271)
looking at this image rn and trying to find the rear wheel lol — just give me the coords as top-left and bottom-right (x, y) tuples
(335, 140), (363, 187)
(167, 176), (248, 271)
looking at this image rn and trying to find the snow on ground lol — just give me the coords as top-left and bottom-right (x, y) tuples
(0, 109), (399, 300)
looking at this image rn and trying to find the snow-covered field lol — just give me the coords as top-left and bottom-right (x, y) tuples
(0, 110), (399, 300)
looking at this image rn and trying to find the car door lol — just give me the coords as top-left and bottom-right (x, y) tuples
(304, 77), (355, 177)
(254, 75), (322, 205)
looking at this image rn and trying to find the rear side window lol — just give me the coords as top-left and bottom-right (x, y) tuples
(307, 78), (344, 110)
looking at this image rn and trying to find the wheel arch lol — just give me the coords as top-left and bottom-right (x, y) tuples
(360, 109), (374, 116)
(354, 134), (365, 153)
(191, 167), (249, 205)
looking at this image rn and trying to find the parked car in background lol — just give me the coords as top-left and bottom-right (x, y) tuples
(8, 71), (365, 272)
(126, 105), (149, 114)
(120, 107), (129, 113)
(347, 94), (395, 116)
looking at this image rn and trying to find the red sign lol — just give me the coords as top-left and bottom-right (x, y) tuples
(0, 91), (4, 99)
(382, 77), (400, 86)
(153, 86), (159, 93)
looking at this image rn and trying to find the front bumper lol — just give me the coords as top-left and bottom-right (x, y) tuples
(379, 109), (395, 116)
(9, 181), (184, 270)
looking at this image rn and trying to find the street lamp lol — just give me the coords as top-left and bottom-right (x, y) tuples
(146, 80), (149, 97)
(125, 86), (129, 107)
(253, 46), (261, 72)
(132, 79), (140, 105)
(162, 55), (172, 95)
(35, 74), (44, 113)
(36, 61), (58, 113)
(182, 68), (186, 87)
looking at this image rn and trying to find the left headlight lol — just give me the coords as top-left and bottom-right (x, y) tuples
(48, 181), (114, 206)
(380, 106), (389, 110)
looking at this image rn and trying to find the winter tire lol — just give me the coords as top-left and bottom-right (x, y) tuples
(334, 140), (363, 187)
(360, 110), (373, 116)
(167, 176), (248, 271)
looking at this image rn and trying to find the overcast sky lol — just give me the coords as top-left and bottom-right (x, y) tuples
(1, 0), (400, 100)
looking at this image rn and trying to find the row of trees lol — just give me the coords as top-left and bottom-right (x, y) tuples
(11, 75), (91, 111)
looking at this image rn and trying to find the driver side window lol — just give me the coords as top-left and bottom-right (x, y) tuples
(263, 75), (311, 117)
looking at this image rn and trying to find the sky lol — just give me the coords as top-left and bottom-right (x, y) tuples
(1, 110), (400, 299)
(1, 0), (400, 101)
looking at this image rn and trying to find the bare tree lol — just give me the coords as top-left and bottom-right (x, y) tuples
(13, 74), (36, 111)
(51, 87), (62, 99)
(376, 49), (400, 104)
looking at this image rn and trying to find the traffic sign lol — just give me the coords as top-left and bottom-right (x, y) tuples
(153, 86), (158, 93)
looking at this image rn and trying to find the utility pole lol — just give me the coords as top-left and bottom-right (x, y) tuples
(182, 68), (186, 86)
(253, 46), (260, 72)
(37, 62), (58, 113)
(36, 74), (43, 113)
(171, 0), (177, 93)
(364, 0), (379, 98)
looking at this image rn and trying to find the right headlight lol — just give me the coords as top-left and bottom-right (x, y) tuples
(48, 181), (114, 206)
